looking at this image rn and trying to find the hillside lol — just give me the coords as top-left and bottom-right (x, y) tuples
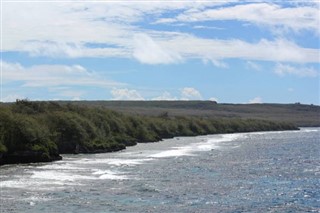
(54, 101), (320, 127)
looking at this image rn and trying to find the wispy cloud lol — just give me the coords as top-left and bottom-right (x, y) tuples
(246, 61), (262, 71)
(133, 33), (182, 64)
(2, 2), (319, 64)
(157, 3), (320, 34)
(209, 97), (219, 102)
(164, 35), (319, 63)
(274, 63), (319, 77)
(2, 94), (25, 103)
(207, 59), (229, 69)
(192, 25), (224, 30)
(180, 87), (202, 100)
(110, 88), (144, 100)
(22, 41), (130, 58)
(152, 91), (177, 101)
(248, 96), (263, 104)
(1, 60), (124, 88)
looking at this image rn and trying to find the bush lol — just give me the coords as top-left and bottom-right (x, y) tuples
(0, 100), (299, 165)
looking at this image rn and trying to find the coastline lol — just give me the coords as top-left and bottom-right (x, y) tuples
(0, 101), (300, 166)
(0, 127), (299, 166)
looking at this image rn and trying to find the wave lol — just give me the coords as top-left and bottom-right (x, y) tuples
(149, 147), (195, 158)
(30, 170), (96, 182)
(74, 158), (153, 166)
(92, 169), (129, 180)
(149, 133), (244, 158)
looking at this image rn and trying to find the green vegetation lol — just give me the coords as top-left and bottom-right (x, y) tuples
(58, 100), (319, 127)
(0, 100), (298, 165)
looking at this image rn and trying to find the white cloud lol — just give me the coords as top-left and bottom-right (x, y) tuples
(159, 3), (320, 34)
(133, 33), (182, 64)
(210, 59), (229, 69)
(2, 3), (133, 51)
(274, 63), (319, 77)
(1, 2), (221, 54)
(193, 25), (224, 30)
(248, 96), (263, 104)
(111, 88), (144, 100)
(23, 41), (84, 58)
(2, 2), (319, 64)
(246, 61), (262, 71)
(22, 41), (130, 59)
(2, 94), (25, 103)
(1, 60), (124, 88)
(209, 97), (218, 102)
(152, 91), (177, 100)
(202, 58), (228, 69)
(166, 35), (319, 63)
(180, 87), (202, 100)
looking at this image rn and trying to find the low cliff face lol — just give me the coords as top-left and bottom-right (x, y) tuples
(0, 151), (62, 165)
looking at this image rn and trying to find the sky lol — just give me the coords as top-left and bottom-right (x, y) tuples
(1, 0), (319, 104)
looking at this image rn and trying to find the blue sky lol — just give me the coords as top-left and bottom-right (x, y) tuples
(1, 0), (319, 104)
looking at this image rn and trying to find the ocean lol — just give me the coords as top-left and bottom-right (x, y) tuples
(0, 128), (319, 213)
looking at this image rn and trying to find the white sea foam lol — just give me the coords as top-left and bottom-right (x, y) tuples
(92, 169), (128, 180)
(149, 146), (195, 158)
(245, 128), (319, 136)
(150, 133), (243, 158)
(107, 158), (153, 166)
(75, 158), (152, 166)
(195, 134), (243, 150)
(196, 144), (213, 150)
(92, 169), (117, 175)
(0, 178), (77, 190)
(38, 163), (86, 170)
(98, 173), (128, 180)
(0, 132), (260, 191)
(301, 129), (319, 133)
(23, 195), (54, 203)
(31, 170), (95, 182)
(2, 167), (132, 189)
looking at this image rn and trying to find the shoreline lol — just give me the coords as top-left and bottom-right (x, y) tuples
(0, 127), (300, 166)
(0, 101), (300, 166)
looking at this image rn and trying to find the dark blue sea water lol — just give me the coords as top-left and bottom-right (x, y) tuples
(1, 128), (319, 213)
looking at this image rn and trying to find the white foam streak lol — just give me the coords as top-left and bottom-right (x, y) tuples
(38, 163), (86, 170)
(31, 171), (95, 182)
(302, 129), (319, 133)
(150, 133), (243, 158)
(75, 158), (153, 166)
(246, 128), (319, 136)
(0, 179), (78, 190)
(150, 147), (195, 158)
(92, 169), (128, 180)
(107, 158), (153, 166)
(98, 174), (128, 180)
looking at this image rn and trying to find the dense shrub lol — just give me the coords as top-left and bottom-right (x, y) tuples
(0, 100), (298, 165)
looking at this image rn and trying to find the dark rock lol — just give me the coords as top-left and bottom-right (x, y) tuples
(0, 151), (62, 165)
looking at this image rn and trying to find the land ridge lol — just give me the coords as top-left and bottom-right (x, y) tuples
(54, 100), (320, 127)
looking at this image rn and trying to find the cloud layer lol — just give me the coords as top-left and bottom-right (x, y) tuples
(1, 1), (319, 104)
(1, 61), (122, 88)
(157, 3), (320, 34)
(2, 2), (319, 64)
